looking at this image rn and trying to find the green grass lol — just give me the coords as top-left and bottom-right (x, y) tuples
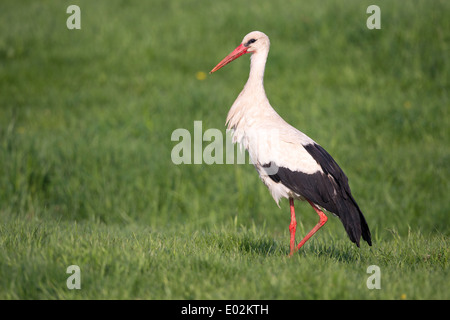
(1, 218), (448, 299)
(0, 0), (449, 299)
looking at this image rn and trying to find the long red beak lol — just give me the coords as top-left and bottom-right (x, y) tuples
(210, 43), (248, 74)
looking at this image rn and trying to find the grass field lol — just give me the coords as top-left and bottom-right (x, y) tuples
(0, 0), (449, 300)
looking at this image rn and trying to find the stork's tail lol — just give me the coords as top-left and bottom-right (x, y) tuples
(337, 196), (372, 247)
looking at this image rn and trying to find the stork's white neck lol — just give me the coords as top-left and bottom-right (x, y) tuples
(226, 47), (272, 131)
(245, 49), (269, 90)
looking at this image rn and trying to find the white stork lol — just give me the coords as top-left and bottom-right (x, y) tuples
(210, 31), (372, 256)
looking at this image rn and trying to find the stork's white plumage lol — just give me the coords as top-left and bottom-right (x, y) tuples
(210, 31), (372, 255)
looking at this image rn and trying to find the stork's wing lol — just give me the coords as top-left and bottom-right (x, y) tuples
(263, 142), (372, 246)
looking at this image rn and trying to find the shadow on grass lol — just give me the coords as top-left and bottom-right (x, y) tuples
(216, 233), (283, 256)
(236, 236), (365, 262)
(297, 242), (366, 263)
(237, 237), (282, 256)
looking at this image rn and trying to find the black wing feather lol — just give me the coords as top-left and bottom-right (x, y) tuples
(264, 143), (372, 246)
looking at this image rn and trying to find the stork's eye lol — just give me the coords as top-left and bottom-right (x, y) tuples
(245, 38), (257, 47)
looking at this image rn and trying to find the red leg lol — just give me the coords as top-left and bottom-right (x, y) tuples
(296, 200), (328, 251)
(289, 197), (297, 256)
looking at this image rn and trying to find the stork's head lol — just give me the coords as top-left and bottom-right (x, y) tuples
(210, 31), (270, 73)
